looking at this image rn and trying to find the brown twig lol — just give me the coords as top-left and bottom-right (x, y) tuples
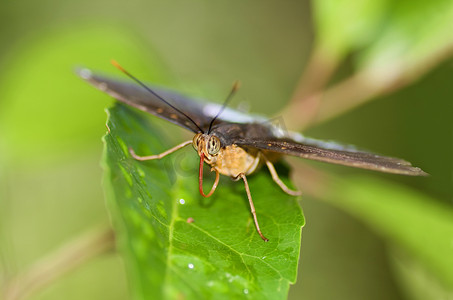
(281, 44), (340, 130)
(282, 41), (453, 131)
(2, 227), (115, 300)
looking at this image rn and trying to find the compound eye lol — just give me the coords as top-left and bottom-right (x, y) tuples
(207, 136), (221, 155)
(192, 133), (202, 149)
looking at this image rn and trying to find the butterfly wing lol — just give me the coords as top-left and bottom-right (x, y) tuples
(76, 68), (216, 133)
(235, 137), (427, 176)
(78, 68), (427, 176)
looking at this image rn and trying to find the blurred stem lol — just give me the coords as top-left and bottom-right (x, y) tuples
(280, 44), (340, 130)
(301, 68), (406, 129)
(288, 158), (330, 200)
(282, 41), (453, 131)
(2, 227), (115, 300)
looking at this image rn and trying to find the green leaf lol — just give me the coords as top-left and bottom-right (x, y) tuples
(313, 0), (387, 59)
(0, 24), (167, 165)
(358, 0), (453, 71)
(103, 104), (305, 299)
(322, 174), (453, 291)
(313, 0), (453, 74)
(389, 248), (453, 300)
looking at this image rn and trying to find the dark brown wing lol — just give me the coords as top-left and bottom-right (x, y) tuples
(235, 138), (427, 176)
(76, 68), (216, 133)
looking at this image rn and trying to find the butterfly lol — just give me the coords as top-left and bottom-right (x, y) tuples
(77, 61), (427, 242)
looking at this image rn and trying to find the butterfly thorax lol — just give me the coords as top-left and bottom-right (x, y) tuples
(193, 132), (261, 177)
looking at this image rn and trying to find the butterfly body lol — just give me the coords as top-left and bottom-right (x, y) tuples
(194, 122), (281, 178)
(198, 139), (260, 177)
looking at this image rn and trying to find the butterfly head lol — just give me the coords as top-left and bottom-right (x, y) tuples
(193, 133), (221, 163)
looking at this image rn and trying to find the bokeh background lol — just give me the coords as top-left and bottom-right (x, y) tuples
(1, 0), (452, 299)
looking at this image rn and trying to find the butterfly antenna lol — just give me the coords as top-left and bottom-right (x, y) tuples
(207, 80), (240, 134)
(111, 60), (204, 133)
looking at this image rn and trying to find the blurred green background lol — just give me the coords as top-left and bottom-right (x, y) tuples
(0, 0), (452, 299)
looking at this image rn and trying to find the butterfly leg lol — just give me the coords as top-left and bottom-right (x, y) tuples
(198, 153), (220, 197)
(261, 154), (302, 196)
(129, 140), (192, 161)
(238, 173), (269, 242)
